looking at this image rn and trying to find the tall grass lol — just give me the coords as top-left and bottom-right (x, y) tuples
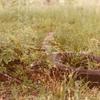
(0, 3), (100, 100)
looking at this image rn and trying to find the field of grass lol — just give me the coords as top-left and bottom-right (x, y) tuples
(0, 3), (100, 100)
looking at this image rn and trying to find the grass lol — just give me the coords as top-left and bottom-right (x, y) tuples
(0, 2), (100, 100)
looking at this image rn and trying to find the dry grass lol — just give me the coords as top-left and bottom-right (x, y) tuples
(0, 1), (100, 100)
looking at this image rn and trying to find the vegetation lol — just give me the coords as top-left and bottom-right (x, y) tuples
(0, 1), (100, 100)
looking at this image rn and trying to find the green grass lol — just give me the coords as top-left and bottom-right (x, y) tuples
(0, 4), (100, 100)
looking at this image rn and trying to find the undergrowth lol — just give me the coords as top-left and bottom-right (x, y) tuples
(0, 3), (100, 100)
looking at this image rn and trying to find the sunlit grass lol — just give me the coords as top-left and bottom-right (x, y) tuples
(0, 3), (100, 100)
